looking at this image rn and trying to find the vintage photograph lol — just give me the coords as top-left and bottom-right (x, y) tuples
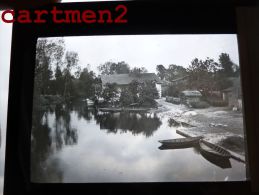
(31, 35), (246, 183)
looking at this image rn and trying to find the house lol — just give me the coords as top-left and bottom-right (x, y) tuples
(180, 90), (202, 104)
(222, 77), (242, 110)
(100, 73), (163, 98)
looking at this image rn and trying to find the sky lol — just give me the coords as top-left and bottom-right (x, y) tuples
(61, 34), (239, 74)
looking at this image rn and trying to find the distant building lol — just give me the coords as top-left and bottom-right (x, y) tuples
(180, 90), (202, 104)
(100, 73), (163, 98)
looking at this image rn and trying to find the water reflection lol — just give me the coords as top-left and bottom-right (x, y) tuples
(31, 102), (245, 183)
(199, 150), (232, 169)
(72, 102), (162, 137)
(96, 112), (161, 137)
(31, 104), (78, 182)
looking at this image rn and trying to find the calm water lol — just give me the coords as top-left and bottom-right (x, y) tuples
(31, 103), (246, 183)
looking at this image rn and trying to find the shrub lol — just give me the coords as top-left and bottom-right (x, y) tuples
(139, 96), (158, 108)
(208, 100), (228, 107)
(188, 100), (209, 108)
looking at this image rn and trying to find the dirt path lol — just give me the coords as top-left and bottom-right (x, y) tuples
(155, 98), (246, 155)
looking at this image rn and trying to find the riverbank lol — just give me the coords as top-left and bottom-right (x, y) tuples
(155, 98), (246, 156)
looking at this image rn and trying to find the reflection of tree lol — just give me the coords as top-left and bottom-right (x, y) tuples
(72, 101), (94, 121)
(52, 104), (78, 150)
(31, 103), (78, 182)
(95, 112), (162, 137)
(31, 110), (63, 182)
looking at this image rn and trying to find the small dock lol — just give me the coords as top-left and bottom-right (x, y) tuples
(176, 129), (246, 163)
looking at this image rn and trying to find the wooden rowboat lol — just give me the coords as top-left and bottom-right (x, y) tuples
(158, 136), (203, 147)
(199, 140), (231, 159)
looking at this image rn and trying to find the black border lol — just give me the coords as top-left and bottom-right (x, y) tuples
(4, 1), (259, 194)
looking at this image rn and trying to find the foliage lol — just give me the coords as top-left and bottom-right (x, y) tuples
(128, 80), (140, 102)
(119, 87), (135, 106)
(35, 38), (65, 95)
(187, 100), (209, 108)
(76, 68), (96, 99)
(35, 38), (97, 105)
(63, 51), (79, 98)
(129, 67), (148, 76)
(187, 58), (221, 96)
(138, 81), (159, 107)
(167, 64), (188, 81)
(207, 99), (228, 107)
(98, 61), (130, 75)
(156, 64), (188, 82)
(219, 53), (235, 77)
(102, 83), (119, 105)
(156, 64), (167, 80)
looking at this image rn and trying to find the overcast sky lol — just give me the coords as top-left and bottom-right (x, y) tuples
(61, 34), (239, 74)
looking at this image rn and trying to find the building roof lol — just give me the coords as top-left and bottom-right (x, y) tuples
(181, 90), (202, 97)
(100, 73), (162, 85)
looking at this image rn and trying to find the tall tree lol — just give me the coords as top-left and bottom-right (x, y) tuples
(219, 53), (234, 77)
(35, 38), (65, 95)
(187, 57), (220, 96)
(156, 64), (167, 80)
(63, 51), (79, 98)
(77, 68), (96, 99)
(54, 65), (64, 95)
(167, 64), (188, 81)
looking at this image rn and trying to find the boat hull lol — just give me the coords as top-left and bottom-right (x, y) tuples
(199, 140), (231, 159)
(159, 136), (203, 148)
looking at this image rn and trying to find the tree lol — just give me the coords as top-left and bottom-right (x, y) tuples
(156, 64), (167, 80)
(167, 64), (188, 81)
(128, 80), (140, 102)
(187, 57), (220, 96)
(98, 61), (130, 75)
(77, 68), (96, 99)
(35, 38), (65, 95)
(119, 88), (135, 106)
(130, 67), (148, 76)
(53, 65), (64, 95)
(138, 81), (159, 107)
(102, 83), (119, 106)
(63, 51), (79, 98)
(219, 53), (235, 77)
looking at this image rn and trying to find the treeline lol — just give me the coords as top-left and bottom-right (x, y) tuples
(34, 38), (157, 108)
(156, 53), (240, 97)
(34, 38), (99, 109)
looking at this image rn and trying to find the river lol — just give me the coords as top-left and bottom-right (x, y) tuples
(31, 102), (246, 183)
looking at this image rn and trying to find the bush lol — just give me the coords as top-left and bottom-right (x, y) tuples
(188, 100), (209, 108)
(208, 100), (228, 107)
(139, 96), (158, 108)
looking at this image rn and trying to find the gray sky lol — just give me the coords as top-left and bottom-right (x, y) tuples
(62, 34), (239, 74)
